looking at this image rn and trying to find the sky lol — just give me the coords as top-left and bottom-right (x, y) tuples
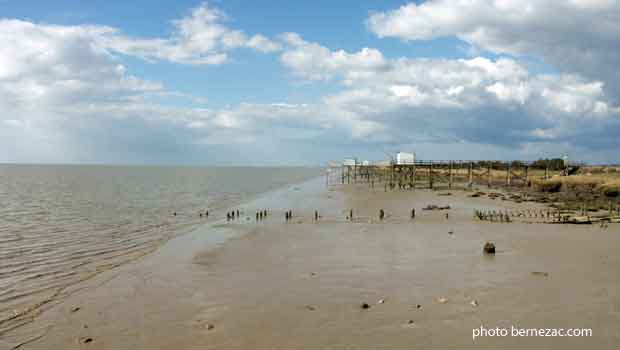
(1, 0), (620, 165)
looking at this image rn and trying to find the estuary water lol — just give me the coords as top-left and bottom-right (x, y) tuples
(0, 164), (322, 334)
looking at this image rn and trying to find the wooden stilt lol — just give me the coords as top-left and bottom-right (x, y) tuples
(487, 163), (492, 188)
(507, 163), (511, 186)
(429, 162), (434, 189)
(449, 161), (453, 189)
(524, 166), (529, 187)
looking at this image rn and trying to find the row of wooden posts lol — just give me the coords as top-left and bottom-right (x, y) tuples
(474, 207), (618, 223)
(211, 208), (415, 222)
(190, 205), (618, 225)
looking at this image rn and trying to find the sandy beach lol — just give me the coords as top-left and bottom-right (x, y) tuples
(3, 177), (620, 349)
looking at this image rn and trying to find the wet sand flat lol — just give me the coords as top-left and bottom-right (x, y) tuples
(4, 179), (620, 349)
(0, 165), (322, 336)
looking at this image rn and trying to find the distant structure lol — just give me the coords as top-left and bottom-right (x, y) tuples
(396, 152), (415, 165)
(328, 155), (584, 189)
(342, 158), (357, 166)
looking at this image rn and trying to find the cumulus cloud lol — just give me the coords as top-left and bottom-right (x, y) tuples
(367, 0), (620, 100)
(0, 19), (162, 120)
(0, 19), (338, 163)
(100, 2), (281, 65)
(278, 34), (620, 159)
(280, 32), (387, 82)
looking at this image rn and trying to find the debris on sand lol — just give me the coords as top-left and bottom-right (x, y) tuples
(361, 303), (371, 310)
(437, 192), (452, 196)
(531, 271), (549, 277)
(416, 304), (422, 309)
(79, 337), (93, 344)
(403, 319), (417, 328)
(422, 204), (451, 211)
(508, 194), (522, 201)
(469, 191), (486, 198)
(568, 216), (592, 224)
(305, 305), (316, 311)
(483, 242), (496, 255)
(435, 297), (449, 304)
(377, 299), (385, 304)
(470, 299), (479, 307)
(448, 230), (454, 235)
(206, 324), (215, 330)
(71, 307), (81, 313)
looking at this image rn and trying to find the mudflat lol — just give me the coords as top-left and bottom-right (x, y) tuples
(4, 178), (620, 349)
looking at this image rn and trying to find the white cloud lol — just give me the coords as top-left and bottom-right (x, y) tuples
(280, 32), (387, 82)
(367, 0), (620, 99)
(277, 34), (620, 156)
(98, 2), (281, 65)
(0, 19), (342, 163)
(486, 82), (529, 104)
(0, 19), (161, 112)
(247, 34), (282, 53)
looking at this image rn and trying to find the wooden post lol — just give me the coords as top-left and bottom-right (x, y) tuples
(347, 166), (350, 184)
(507, 163), (511, 186)
(487, 163), (492, 188)
(524, 166), (529, 188)
(468, 162), (473, 186)
(326, 169), (329, 187)
(449, 161), (453, 189)
(413, 162), (417, 191)
(429, 162), (434, 189)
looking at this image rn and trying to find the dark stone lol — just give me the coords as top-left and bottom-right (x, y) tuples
(483, 242), (496, 254)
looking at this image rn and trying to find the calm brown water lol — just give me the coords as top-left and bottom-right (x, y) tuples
(0, 165), (322, 334)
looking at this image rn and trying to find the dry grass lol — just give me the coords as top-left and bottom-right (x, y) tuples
(533, 172), (620, 197)
(366, 164), (620, 198)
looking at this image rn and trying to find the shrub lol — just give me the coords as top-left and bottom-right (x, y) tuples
(538, 179), (563, 192)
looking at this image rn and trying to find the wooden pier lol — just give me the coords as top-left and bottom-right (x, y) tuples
(326, 160), (582, 190)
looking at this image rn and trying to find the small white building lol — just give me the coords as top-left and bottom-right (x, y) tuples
(343, 158), (357, 166)
(396, 152), (415, 165)
(361, 160), (370, 166)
